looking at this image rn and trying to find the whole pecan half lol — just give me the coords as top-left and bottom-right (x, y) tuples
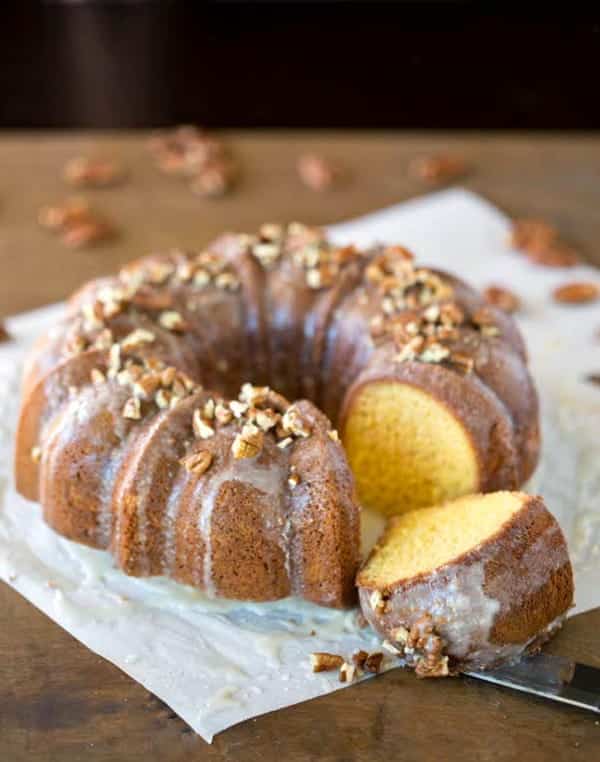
(553, 282), (600, 305)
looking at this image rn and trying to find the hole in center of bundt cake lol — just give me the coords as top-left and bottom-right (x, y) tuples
(342, 381), (479, 516)
(359, 491), (523, 585)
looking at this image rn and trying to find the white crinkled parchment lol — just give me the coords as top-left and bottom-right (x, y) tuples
(1, 189), (598, 742)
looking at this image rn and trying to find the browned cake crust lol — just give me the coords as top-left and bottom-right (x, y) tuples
(15, 224), (540, 605)
(357, 495), (574, 674)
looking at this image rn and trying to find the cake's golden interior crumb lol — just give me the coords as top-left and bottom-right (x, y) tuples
(359, 491), (524, 586)
(343, 381), (479, 516)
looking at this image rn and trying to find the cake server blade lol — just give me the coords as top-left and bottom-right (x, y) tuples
(465, 653), (600, 713)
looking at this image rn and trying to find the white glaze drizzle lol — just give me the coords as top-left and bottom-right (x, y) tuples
(198, 456), (287, 597)
(391, 561), (500, 660)
(162, 469), (187, 576)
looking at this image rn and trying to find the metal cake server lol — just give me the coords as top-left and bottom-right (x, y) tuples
(465, 653), (600, 713)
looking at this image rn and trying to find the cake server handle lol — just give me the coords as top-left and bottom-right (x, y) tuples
(465, 653), (600, 714)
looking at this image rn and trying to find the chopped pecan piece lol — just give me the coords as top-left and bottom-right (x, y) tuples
(193, 409), (215, 439)
(122, 397), (141, 420)
(90, 368), (106, 385)
(63, 156), (126, 188)
(214, 402), (234, 425)
(120, 328), (156, 352)
(415, 654), (450, 678)
(310, 652), (344, 673)
(339, 662), (357, 683)
(189, 160), (236, 197)
(369, 589), (387, 613)
(232, 423), (264, 459)
(409, 154), (468, 184)
(483, 285), (521, 313)
(181, 450), (213, 476)
(159, 310), (187, 332)
(39, 197), (115, 248)
(297, 154), (339, 191)
(364, 652), (384, 674)
(352, 650), (369, 669)
(281, 406), (311, 438)
(450, 352), (475, 375)
(38, 197), (91, 231)
(63, 219), (115, 249)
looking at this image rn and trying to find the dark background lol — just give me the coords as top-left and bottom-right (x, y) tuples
(2, 2), (600, 129)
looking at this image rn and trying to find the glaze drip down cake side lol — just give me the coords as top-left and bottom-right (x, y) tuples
(15, 222), (546, 617)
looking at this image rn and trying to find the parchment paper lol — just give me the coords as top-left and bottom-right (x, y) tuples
(1, 189), (598, 741)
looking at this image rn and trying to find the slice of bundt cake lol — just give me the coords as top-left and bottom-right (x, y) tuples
(357, 492), (573, 675)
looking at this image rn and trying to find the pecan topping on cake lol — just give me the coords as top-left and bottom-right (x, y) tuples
(181, 450), (213, 476)
(232, 423), (264, 459)
(122, 397), (141, 420)
(159, 311), (187, 332)
(387, 614), (451, 679)
(90, 368), (106, 385)
(471, 308), (500, 337)
(120, 329), (156, 352)
(248, 221), (360, 288)
(193, 409), (215, 439)
(383, 297), (482, 371)
(287, 465), (301, 488)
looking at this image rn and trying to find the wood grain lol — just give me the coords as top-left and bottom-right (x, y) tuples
(1, 132), (599, 761)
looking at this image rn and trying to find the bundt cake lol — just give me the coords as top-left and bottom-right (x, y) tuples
(357, 492), (574, 675)
(14, 222), (540, 604)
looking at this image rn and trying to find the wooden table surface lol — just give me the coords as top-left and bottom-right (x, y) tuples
(1, 131), (599, 761)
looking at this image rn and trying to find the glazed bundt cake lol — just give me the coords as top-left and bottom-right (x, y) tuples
(16, 368), (359, 606)
(357, 492), (574, 675)
(15, 222), (539, 604)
